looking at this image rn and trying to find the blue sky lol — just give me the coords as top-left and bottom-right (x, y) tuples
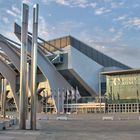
(0, 0), (140, 68)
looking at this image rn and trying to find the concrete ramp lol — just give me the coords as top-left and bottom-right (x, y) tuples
(37, 49), (71, 90)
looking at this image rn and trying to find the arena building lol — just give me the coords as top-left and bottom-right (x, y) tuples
(0, 23), (131, 113)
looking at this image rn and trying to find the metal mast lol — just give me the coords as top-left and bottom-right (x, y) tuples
(19, 3), (29, 129)
(30, 4), (39, 130)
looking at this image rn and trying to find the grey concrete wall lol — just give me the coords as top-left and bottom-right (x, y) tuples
(69, 46), (103, 94)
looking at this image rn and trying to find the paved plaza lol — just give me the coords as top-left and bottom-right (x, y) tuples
(0, 114), (140, 140)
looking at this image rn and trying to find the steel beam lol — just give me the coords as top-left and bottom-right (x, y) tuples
(1, 79), (4, 116)
(26, 62), (29, 119)
(14, 23), (72, 91)
(0, 59), (18, 110)
(0, 36), (20, 71)
(19, 3), (29, 129)
(30, 4), (39, 130)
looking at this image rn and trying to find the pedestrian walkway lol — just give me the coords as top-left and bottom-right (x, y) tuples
(0, 113), (140, 140)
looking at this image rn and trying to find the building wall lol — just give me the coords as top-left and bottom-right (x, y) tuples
(70, 46), (103, 94)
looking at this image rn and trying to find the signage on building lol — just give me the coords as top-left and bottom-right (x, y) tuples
(113, 77), (137, 86)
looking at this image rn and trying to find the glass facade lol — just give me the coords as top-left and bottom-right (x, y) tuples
(106, 73), (140, 103)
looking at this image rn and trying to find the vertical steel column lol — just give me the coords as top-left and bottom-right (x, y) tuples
(1, 79), (6, 118)
(57, 88), (60, 114)
(2, 79), (6, 118)
(26, 62), (29, 119)
(30, 4), (39, 130)
(19, 3), (29, 129)
(1, 79), (4, 112)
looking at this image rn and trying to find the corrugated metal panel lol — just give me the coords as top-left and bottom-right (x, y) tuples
(87, 46), (92, 58)
(80, 41), (87, 54)
(97, 51), (103, 65)
(92, 48), (98, 62)
(102, 54), (108, 67)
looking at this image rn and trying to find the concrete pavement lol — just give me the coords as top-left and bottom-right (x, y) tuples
(0, 113), (140, 140)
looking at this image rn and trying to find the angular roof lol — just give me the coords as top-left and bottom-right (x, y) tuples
(14, 23), (130, 69)
(43, 35), (130, 69)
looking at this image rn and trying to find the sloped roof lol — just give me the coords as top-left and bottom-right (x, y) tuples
(43, 35), (130, 69)
(14, 23), (130, 69)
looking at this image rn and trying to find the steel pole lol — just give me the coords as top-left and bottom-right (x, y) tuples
(99, 73), (101, 113)
(1, 79), (7, 118)
(1, 79), (4, 113)
(62, 89), (65, 114)
(58, 88), (60, 114)
(30, 4), (39, 130)
(26, 62), (29, 119)
(19, 3), (29, 129)
(67, 90), (68, 113)
(2, 79), (7, 118)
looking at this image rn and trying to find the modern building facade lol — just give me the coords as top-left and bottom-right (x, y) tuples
(40, 35), (130, 96)
(0, 23), (131, 112)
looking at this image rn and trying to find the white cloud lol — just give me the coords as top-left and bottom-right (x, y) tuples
(12, 5), (21, 14)
(109, 27), (116, 33)
(38, 16), (49, 39)
(47, 0), (97, 8)
(78, 30), (140, 68)
(111, 31), (122, 42)
(48, 13), (52, 17)
(28, 16), (49, 39)
(113, 15), (127, 21)
(6, 10), (17, 17)
(90, 2), (97, 8)
(127, 17), (140, 28)
(6, 5), (21, 19)
(103, 0), (113, 2)
(22, 0), (32, 5)
(55, 0), (70, 6)
(122, 17), (140, 29)
(113, 16), (140, 30)
(78, 29), (121, 47)
(2, 17), (9, 24)
(111, 2), (124, 9)
(32, 16), (85, 40)
(132, 3), (140, 8)
(94, 7), (111, 15)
